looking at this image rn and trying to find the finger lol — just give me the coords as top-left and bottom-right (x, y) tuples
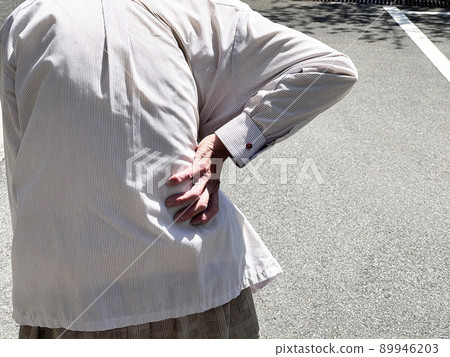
(173, 189), (210, 222)
(166, 156), (211, 186)
(172, 178), (220, 222)
(190, 188), (220, 225)
(165, 166), (193, 186)
(165, 173), (210, 207)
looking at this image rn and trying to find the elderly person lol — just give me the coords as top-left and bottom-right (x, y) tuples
(0, 0), (357, 338)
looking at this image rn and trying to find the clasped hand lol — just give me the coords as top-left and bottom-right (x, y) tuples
(165, 134), (230, 225)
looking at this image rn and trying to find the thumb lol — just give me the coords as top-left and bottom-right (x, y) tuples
(197, 134), (230, 160)
(194, 136), (216, 160)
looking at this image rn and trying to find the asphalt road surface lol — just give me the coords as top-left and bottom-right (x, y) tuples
(1, 0), (449, 339)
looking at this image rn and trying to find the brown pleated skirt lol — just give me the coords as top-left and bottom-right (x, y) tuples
(19, 288), (259, 339)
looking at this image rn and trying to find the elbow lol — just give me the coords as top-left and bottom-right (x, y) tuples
(299, 50), (358, 83)
(346, 56), (358, 82)
(336, 52), (358, 81)
(318, 51), (358, 81)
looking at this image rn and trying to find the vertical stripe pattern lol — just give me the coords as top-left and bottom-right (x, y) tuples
(1, 0), (356, 331)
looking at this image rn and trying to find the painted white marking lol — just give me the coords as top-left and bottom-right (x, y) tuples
(403, 11), (450, 16)
(385, 6), (450, 83)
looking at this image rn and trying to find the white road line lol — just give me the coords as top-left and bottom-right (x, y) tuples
(403, 11), (450, 16)
(385, 6), (450, 83)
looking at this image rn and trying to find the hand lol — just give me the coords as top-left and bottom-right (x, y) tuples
(165, 134), (230, 225)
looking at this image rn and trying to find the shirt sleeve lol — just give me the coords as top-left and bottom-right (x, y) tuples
(214, 5), (358, 167)
(132, 0), (357, 168)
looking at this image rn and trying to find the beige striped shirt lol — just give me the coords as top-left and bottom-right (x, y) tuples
(0, 0), (357, 330)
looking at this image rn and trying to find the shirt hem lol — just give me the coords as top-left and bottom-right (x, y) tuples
(12, 263), (283, 331)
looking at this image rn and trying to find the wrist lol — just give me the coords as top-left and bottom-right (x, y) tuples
(212, 134), (230, 160)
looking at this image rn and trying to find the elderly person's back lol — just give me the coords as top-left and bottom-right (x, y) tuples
(0, 0), (357, 338)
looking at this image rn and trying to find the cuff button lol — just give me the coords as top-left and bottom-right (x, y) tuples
(246, 143), (253, 150)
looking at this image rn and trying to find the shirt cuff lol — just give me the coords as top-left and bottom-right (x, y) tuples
(215, 112), (267, 168)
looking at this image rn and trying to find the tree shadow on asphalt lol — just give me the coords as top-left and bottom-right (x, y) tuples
(404, 9), (450, 44)
(254, 1), (449, 50)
